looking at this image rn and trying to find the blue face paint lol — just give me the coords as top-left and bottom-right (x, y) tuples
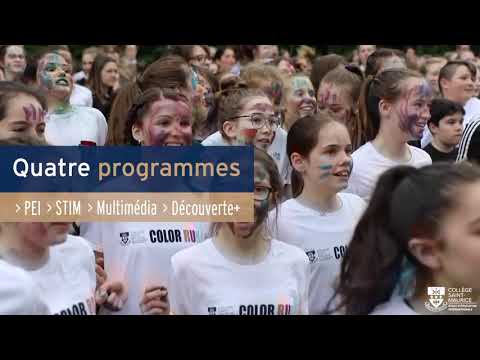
(191, 68), (199, 91)
(319, 164), (333, 179)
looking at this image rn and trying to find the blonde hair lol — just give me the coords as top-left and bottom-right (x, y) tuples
(296, 45), (316, 62)
(240, 63), (286, 106)
(420, 57), (447, 76)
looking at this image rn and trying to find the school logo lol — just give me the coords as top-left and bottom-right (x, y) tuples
(425, 287), (448, 312)
(119, 232), (130, 246)
(305, 250), (317, 263)
(207, 307), (217, 315)
(271, 152), (281, 161)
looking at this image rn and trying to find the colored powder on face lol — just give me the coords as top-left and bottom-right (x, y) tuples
(144, 100), (193, 146)
(398, 82), (431, 138)
(40, 72), (54, 90)
(292, 76), (313, 93)
(418, 80), (433, 98)
(254, 198), (270, 227)
(238, 128), (257, 145)
(319, 164), (333, 179)
(23, 104), (46, 124)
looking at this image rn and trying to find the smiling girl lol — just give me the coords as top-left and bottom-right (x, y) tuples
(82, 88), (208, 315)
(346, 68), (432, 202)
(270, 113), (366, 314)
(36, 51), (107, 146)
(282, 74), (317, 131)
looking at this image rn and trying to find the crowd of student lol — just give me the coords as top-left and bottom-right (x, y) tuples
(0, 44), (479, 315)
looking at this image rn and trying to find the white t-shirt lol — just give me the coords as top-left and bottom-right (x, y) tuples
(370, 297), (418, 315)
(345, 142), (432, 202)
(27, 235), (96, 315)
(421, 97), (480, 148)
(170, 238), (310, 315)
(269, 193), (366, 315)
(81, 221), (209, 315)
(45, 105), (108, 146)
(0, 259), (50, 315)
(73, 71), (86, 83)
(70, 84), (93, 108)
(201, 129), (291, 184)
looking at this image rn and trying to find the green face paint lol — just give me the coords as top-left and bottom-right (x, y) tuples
(291, 76), (314, 95)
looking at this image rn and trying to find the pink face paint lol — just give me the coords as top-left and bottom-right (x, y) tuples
(238, 128), (257, 145)
(143, 99), (193, 146)
(23, 104), (45, 125)
(397, 81), (432, 139)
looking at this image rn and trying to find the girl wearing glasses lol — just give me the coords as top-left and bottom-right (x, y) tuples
(201, 87), (284, 171)
(170, 148), (310, 315)
(270, 113), (366, 315)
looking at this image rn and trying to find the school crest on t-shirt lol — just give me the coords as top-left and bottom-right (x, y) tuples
(305, 248), (334, 263)
(120, 232), (130, 246)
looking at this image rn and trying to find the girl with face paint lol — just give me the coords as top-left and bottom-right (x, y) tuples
(346, 69), (433, 202)
(239, 63), (292, 196)
(170, 148), (310, 315)
(81, 88), (209, 315)
(190, 66), (218, 142)
(317, 66), (363, 149)
(36, 51), (108, 146)
(202, 87), (280, 156)
(107, 55), (193, 145)
(0, 82), (48, 143)
(283, 74), (317, 131)
(269, 113), (366, 314)
(329, 162), (480, 315)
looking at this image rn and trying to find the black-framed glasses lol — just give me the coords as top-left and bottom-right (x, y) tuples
(231, 113), (280, 130)
(254, 185), (272, 201)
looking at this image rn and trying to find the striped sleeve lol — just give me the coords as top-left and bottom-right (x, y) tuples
(457, 119), (480, 162)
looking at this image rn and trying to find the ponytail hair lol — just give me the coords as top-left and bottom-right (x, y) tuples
(355, 68), (423, 149)
(328, 162), (480, 315)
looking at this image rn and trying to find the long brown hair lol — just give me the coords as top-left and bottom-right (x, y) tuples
(88, 55), (117, 105)
(328, 162), (480, 315)
(355, 68), (423, 149)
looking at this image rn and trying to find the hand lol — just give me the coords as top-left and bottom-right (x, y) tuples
(95, 255), (107, 289)
(95, 281), (127, 312)
(140, 285), (170, 315)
